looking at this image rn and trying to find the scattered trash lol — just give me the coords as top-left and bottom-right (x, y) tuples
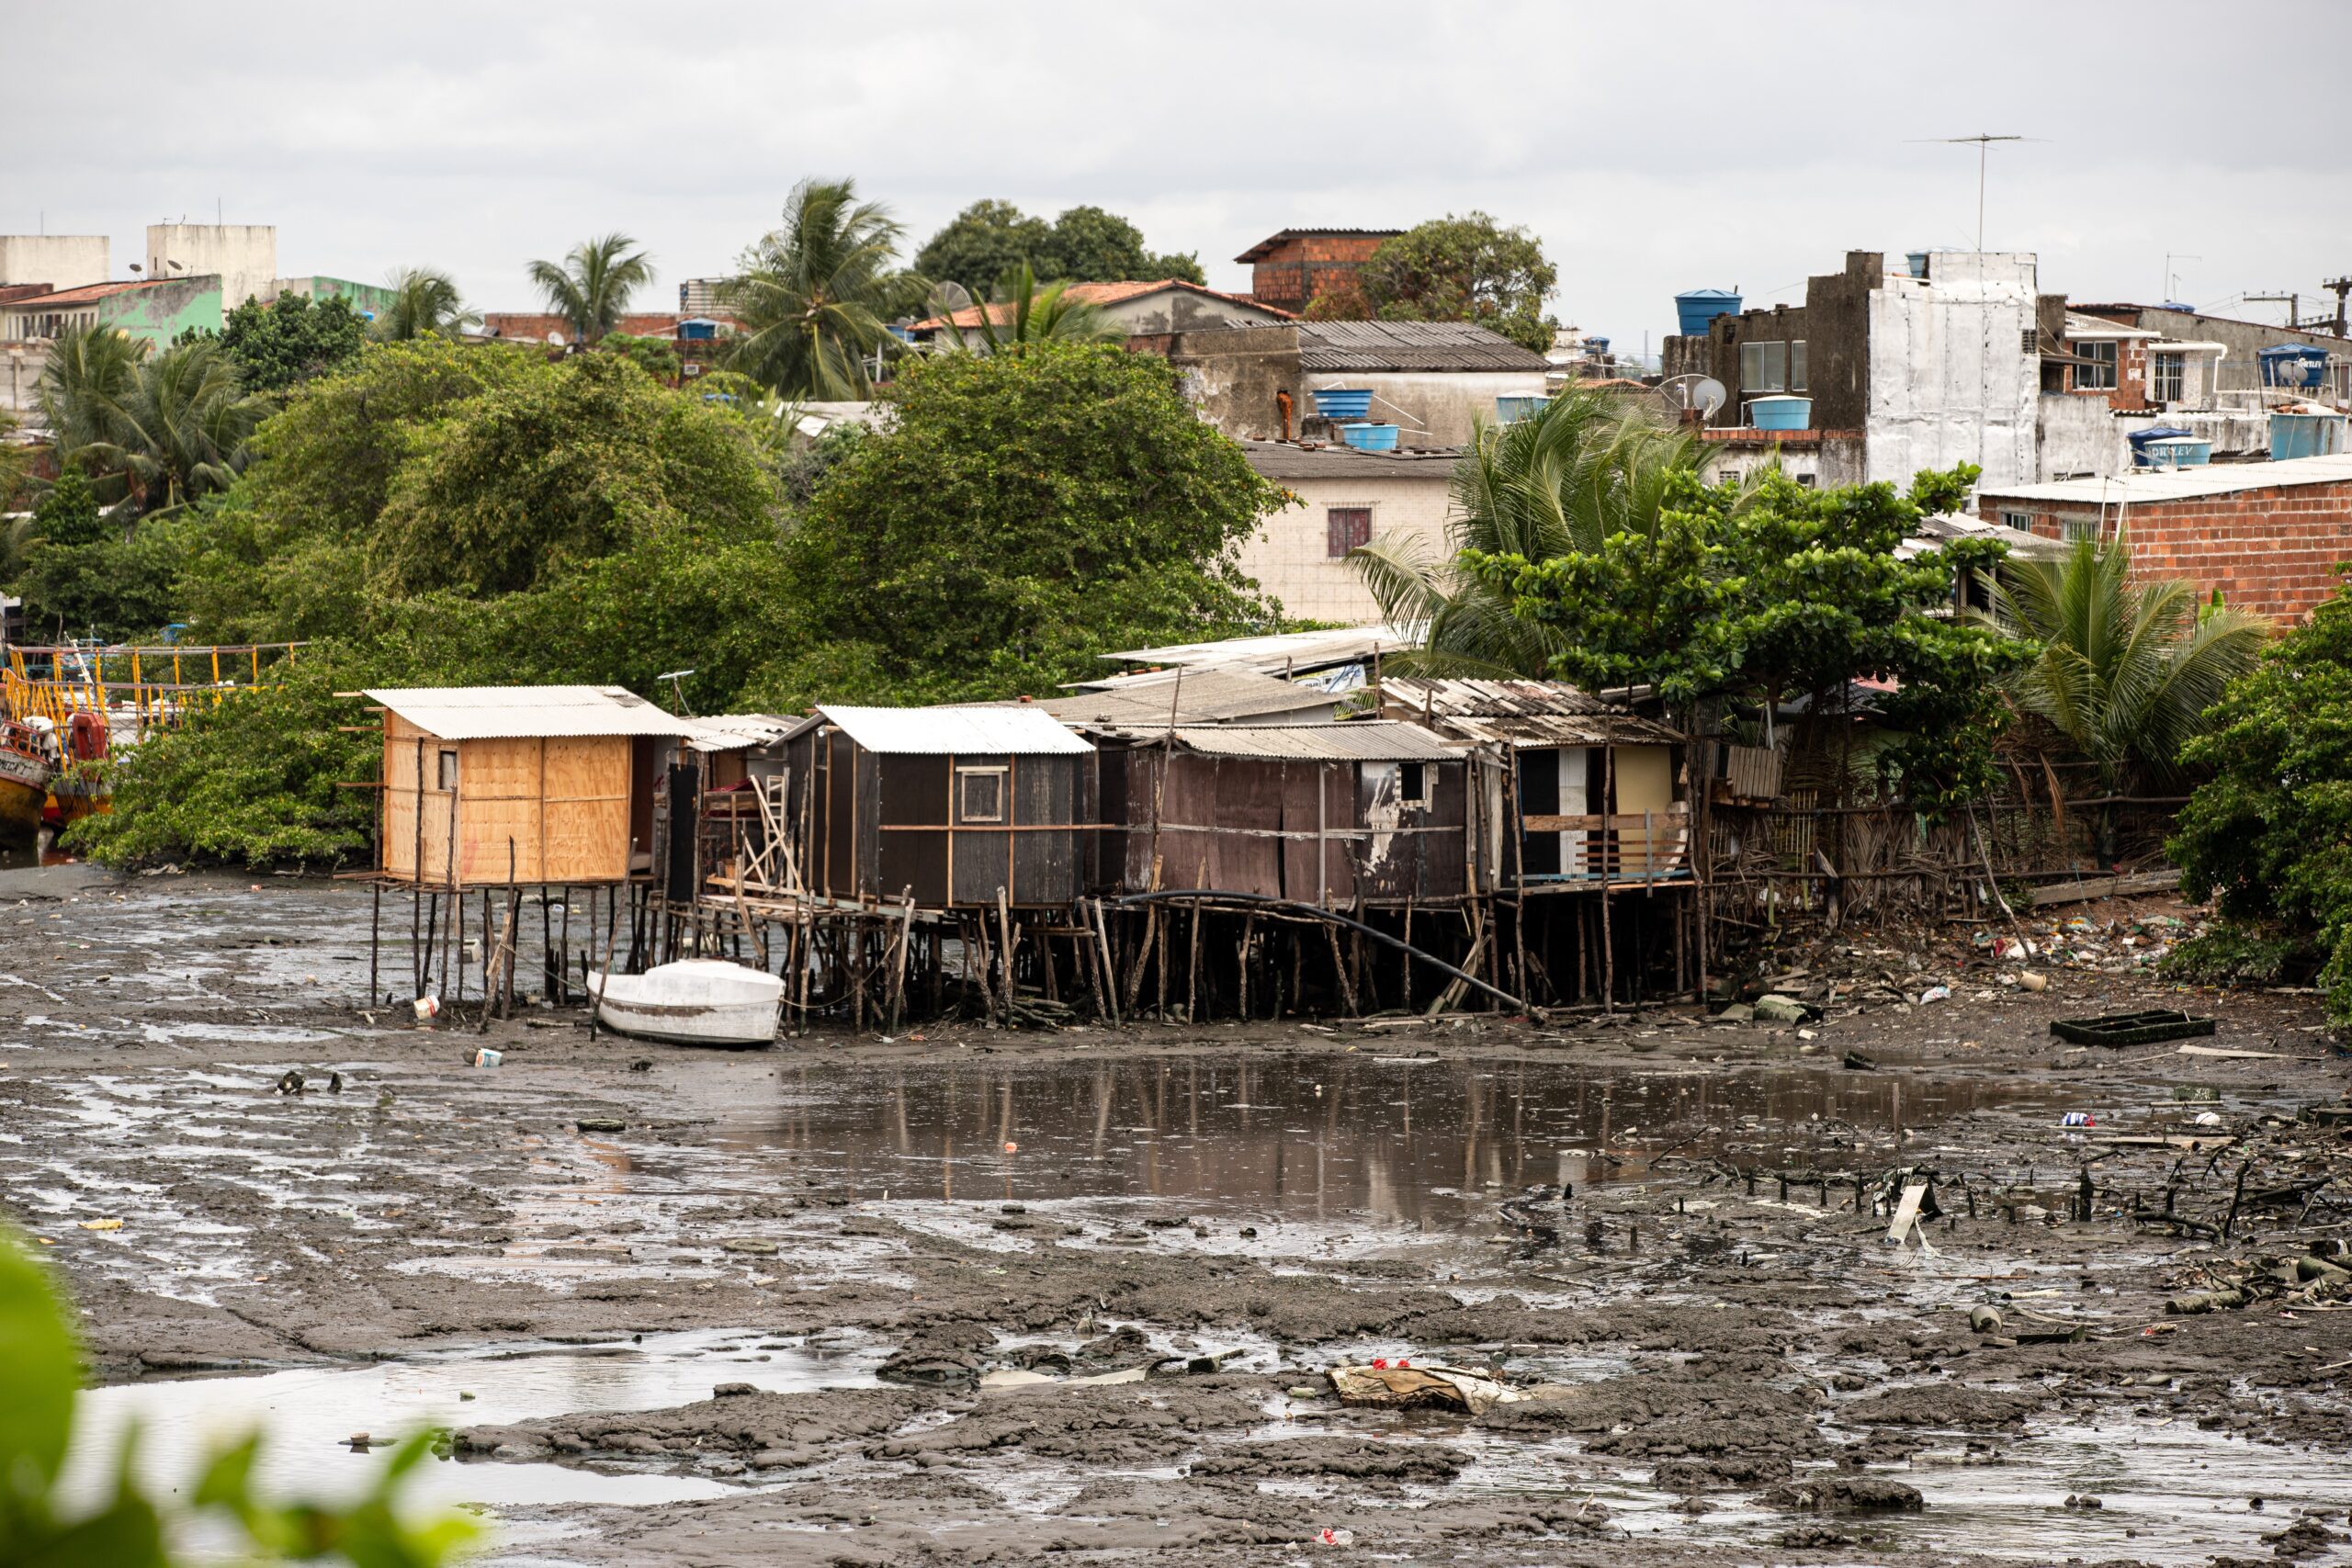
(576, 1117), (625, 1134)
(413, 996), (441, 1021)
(1918, 985), (1951, 1005)
(1002, 1141), (1019, 1154)
(1316, 1528), (1353, 1546)
(2179, 1043), (2282, 1061)
(1884, 1181), (1936, 1257)
(712, 1382), (758, 1398)
(1841, 1050), (1876, 1071)
(1752, 994), (1809, 1024)
(77, 1218), (123, 1232)
(1329, 1360), (1523, 1416)
(2061, 1111), (2097, 1128)
(2052, 1010), (2216, 1047)
(2192, 1111), (2223, 1127)
(274, 1069), (304, 1095)
(718, 1236), (777, 1255)
(469, 1048), (502, 1068)
(628, 1059), (652, 1072)
(326, 1071), (343, 1094)
(2018, 970), (2048, 992)
(1967, 1304), (2004, 1334)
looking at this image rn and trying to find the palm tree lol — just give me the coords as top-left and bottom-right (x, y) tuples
(1349, 387), (1698, 677)
(376, 266), (481, 340)
(526, 232), (652, 344)
(1988, 534), (2269, 792)
(930, 262), (1124, 356)
(722, 178), (917, 400)
(37, 329), (260, 520)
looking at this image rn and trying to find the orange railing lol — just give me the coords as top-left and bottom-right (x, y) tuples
(2, 643), (308, 738)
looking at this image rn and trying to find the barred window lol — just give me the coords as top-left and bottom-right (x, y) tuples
(1326, 507), (1372, 558)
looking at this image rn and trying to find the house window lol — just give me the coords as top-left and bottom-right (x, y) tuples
(1716, 469), (1741, 486)
(1793, 473), (1815, 488)
(1789, 340), (1808, 392)
(2075, 341), (2118, 391)
(956, 766), (1005, 823)
(2152, 352), (2184, 404)
(1739, 340), (1787, 394)
(2000, 511), (2031, 531)
(1326, 507), (1372, 558)
(1398, 761), (1426, 803)
(2063, 514), (2100, 545)
(436, 750), (458, 791)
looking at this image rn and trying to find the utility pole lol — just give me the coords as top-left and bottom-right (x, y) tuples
(2325, 277), (2352, 338)
(2248, 292), (2301, 332)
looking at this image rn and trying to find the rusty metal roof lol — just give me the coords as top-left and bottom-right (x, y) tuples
(819, 705), (1093, 756)
(1299, 321), (1552, 373)
(1382, 678), (1682, 746)
(1027, 668), (1340, 728)
(1102, 720), (1460, 762)
(681, 713), (800, 753)
(365, 685), (697, 740)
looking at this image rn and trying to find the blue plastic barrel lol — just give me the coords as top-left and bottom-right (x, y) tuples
(1338, 423), (1399, 452)
(1311, 387), (1374, 420)
(1674, 289), (1742, 336)
(1748, 396), (1812, 432)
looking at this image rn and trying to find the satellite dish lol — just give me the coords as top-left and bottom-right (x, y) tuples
(1658, 374), (1727, 420)
(546, 331), (565, 346)
(931, 280), (974, 316)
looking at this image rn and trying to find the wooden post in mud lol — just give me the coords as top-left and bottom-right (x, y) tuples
(411, 739), (425, 997)
(589, 884), (620, 1042)
(1238, 911), (1256, 1021)
(995, 886), (1015, 1031)
(368, 884), (380, 1007)
(1154, 907), (1170, 1021)
(556, 886), (571, 1005)
(1186, 898), (1202, 1022)
(1324, 921), (1357, 1016)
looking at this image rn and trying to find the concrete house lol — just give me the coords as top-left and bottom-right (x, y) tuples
(1234, 440), (1460, 625)
(1234, 228), (1402, 315)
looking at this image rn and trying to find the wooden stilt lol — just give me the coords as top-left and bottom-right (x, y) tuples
(368, 883), (381, 1007)
(1186, 899), (1202, 1022)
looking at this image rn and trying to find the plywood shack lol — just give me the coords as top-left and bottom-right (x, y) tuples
(1092, 721), (1482, 907)
(778, 705), (1096, 909)
(1379, 677), (1689, 887)
(369, 685), (696, 887)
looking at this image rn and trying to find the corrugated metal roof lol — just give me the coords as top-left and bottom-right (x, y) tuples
(1977, 453), (2352, 505)
(1433, 712), (1683, 747)
(1104, 720), (1460, 761)
(1299, 321), (1552, 373)
(366, 685), (696, 740)
(1241, 441), (1464, 481)
(1025, 668), (1340, 728)
(819, 705), (1093, 756)
(1103, 625), (1421, 676)
(681, 713), (800, 753)
(1382, 677), (1614, 718)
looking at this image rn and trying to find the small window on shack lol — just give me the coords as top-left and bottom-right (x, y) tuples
(436, 750), (458, 791)
(1398, 761), (1427, 803)
(1326, 507), (1372, 558)
(1740, 340), (1787, 394)
(2074, 340), (2118, 391)
(956, 765), (1006, 824)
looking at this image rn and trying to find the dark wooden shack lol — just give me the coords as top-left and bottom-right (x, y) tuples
(778, 705), (1096, 909)
(1091, 721), (1486, 908)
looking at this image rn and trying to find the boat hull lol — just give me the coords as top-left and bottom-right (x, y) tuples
(0, 750), (52, 848)
(589, 959), (783, 1046)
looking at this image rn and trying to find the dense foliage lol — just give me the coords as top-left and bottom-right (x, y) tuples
(753, 343), (1282, 707)
(375, 266), (480, 341)
(1466, 463), (2032, 807)
(2168, 572), (2352, 1029)
(38, 329), (261, 518)
(926, 262), (1124, 355)
(204, 290), (368, 392)
(526, 232), (651, 344)
(11, 469), (183, 642)
(0, 1229), (470, 1564)
(914, 198), (1203, 298)
(1306, 212), (1558, 354)
(724, 178), (920, 399)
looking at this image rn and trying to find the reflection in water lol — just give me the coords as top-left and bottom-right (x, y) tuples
(731, 1055), (2055, 1228)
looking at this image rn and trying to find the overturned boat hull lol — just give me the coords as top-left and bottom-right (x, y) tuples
(589, 958), (783, 1046)
(0, 747), (52, 849)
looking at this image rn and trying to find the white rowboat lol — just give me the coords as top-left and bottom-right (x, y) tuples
(589, 959), (784, 1046)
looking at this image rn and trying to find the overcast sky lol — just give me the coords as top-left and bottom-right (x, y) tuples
(14, 1), (2347, 357)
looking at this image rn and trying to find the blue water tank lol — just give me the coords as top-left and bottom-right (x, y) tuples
(1748, 396), (1812, 432)
(1675, 289), (1742, 336)
(2271, 411), (2350, 461)
(2259, 345), (2329, 389)
(1905, 252), (1930, 278)
(1312, 387), (1374, 421)
(1338, 423), (1399, 452)
(2140, 437), (2211, 469)
(2127, 426), (2192, 467)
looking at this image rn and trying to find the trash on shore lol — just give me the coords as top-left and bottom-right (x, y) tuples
(2051, 1010), (2216, 1046)
(1329, 1360), (1525, 1416)
(413, 996), (440, 1021)
(576, 1117), (625, 1134)
(469, 1048), (502, 1068)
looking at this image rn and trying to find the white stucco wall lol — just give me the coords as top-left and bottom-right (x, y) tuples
(1698, 436), (1869, 491)
(1307, 370), (1550, 448)
(146, 223), (277, 311)
(1234, 472), (1456, 624)
(1865, 253), (2039, 491)
(0, 236), (109, 290)
(2036, 393), (2130, 480)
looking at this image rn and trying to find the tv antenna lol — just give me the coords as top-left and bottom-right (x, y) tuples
(1657, 374), (1726, 423)
(1908, 133), (2041, 251)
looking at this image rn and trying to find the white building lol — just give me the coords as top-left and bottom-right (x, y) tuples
(145, 222), (277, 310)
(1234, 441), (1459, 624)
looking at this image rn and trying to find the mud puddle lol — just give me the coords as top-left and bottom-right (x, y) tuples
(63, 1328), (884, 1511)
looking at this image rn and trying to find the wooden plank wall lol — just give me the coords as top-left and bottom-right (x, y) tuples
(379, 716), (630, 886)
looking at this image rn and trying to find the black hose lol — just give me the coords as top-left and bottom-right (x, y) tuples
(1109, 888), (1532, 1015)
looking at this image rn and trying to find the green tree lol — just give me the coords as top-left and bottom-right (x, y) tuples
(1988, 534), (2269, 793)
(1311, 213), (1559, 354)
(1038, 204), (1203, 286)
(599, 331), (682, 383)
(1351, 389), (1696, 677)
(0, 1227), (475, 1563)
(2169, 572), (2352, 1028)
(1466, 464), (2031, 807)
(723, 178), (917, 400)
(914, 198), (1054, 299)
(40, 332), (260, 518)
(526, 231), (652, 344)
(375, 266), (480, 340)
(209, 290), (368, 393)
(13, 469), (183, 641)
(763, 343), (1282, 706)
(928, 261), (1125, 356)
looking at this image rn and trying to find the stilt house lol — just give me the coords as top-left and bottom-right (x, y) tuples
(1378, 678), (1689, 889)
(369, 685), (695, 886)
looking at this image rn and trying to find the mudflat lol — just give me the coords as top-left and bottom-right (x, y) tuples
(5, 870), (2349, 1565)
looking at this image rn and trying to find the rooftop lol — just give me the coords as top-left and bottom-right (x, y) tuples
(1102, 720), (1459, 762)
(1234, 229), (1405, 265)
(911, 278), (1291, 332)
(0, 277), (192, 310)
(1381, 677), (1683, 746)
(365, 685), (696, 740)
(1103, 624), (1422, 677)
(1240, 440), (1463, 481)
(817, 705), (1093, 756)
(1020, 667), (1340, 727)
(1978, 452), (2352, 505)
(1299, 320), (1552, 374)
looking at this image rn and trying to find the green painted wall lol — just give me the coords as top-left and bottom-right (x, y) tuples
(282, 276), (398, 323)
(96, 278), (223, 347)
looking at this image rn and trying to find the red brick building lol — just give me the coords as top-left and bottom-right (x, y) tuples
(1976, 453), (2352, 623)
(1235, 229), (1401, 314)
